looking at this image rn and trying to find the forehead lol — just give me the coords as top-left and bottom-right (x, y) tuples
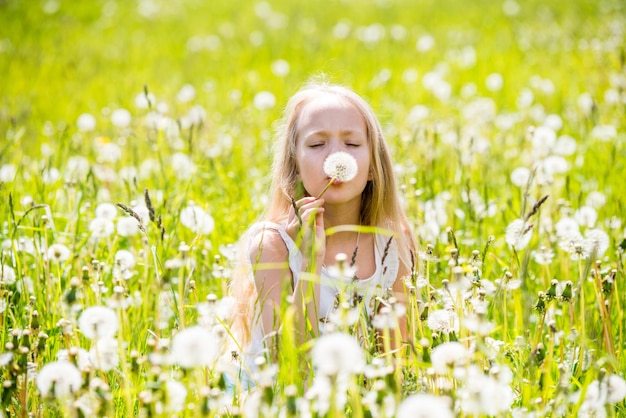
(296, 94), (367, 135)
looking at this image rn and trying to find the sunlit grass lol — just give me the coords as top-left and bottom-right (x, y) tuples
(1, 0), (625, 416)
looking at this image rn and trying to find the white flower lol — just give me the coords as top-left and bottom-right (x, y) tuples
(76, 113), (96, 132)
(65, 156), (90, 181)
(590, 124), (617, 142)
(485, 73), (503, 91)
(36, 360), (83, 398)
(165, 380), (188, 412)
(604, 374), (626, 404)
(171, 152), (196, 180)
(323, 152), (358, 183)
(271, 59), (290, 77)
(0, 265), (16, 286)
(253, 91), (276, 110)
(505, 219), (533, 251)
(554, 135), (577, 156)
(426, 309), (459, 335)
(430, 342), (469, 374)
(575, 206), (598, 228)
(134, 91), (155, 108)
(111, 108), (132, 128)
(510, 167), (531, 187)
(180, 204), (214, 234)
(457, 365), (515, 415)
(197, 296), (235, 326)
(89, 338), (119, 371)
(78, 306), (119, 340)
(47, 243), (71, 263)
(57, 348), (91, 372)
(311, 333), (365, 377)
(171, 326), (220, 368)
(115, 250), (136, 270)
(95, 203), (118, 220)
(586, 191), (607, 209)
(530, 126), (556, 157)
(416, 34), (435, 52)
(117, 216), (140, 236)
(0, 164), (17, 182)
(177, 84), (196, 103)
(397, 394), (454, 418)
(583, 228), (610, 258)
(89, 218), (115, 239)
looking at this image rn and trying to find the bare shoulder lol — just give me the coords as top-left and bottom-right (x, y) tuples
(248, 226), (289, 265)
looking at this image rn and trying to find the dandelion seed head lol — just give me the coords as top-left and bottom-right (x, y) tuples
(311, 333), (365, 377)
(426, 309), (459, 334)
(76, 113), (96, 132)
(0, 265), (16, 286)
(116, 216), (140, 236)
(253, 91), (276, 110)
(180, 204), (215, 234)
(111, 108), (132, 128)
(505, 219), (533, 251)
(171, 326), (220, 368)
(78, 306), (119, 340)
(89, 338), (119, 371)
(177, 84), (196, 103)
(47, 243), (71, 263)
(36, 360), (82, 399)
(397, 394), (454, 418)
(322, 151), (358, 182)
(510, 167), (531, 187)
(430, 342), (469, 374)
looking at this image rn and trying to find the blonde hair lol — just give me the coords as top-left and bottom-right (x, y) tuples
(231, 81), (416, 346)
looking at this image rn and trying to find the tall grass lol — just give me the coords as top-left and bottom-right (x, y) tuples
(1, 0), (625, 416)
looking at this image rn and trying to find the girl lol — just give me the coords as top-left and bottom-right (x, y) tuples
(231, 81), (416, 384)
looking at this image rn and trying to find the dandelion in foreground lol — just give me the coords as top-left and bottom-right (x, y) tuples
(171, 326), (220, 368)
(311, 332), (365, 377)
(78, 306), (119, 340)
(180, 204), (215, 234)
(397, 394), (454, 418)
(430, 341), (469, 374)
(505, 219), (533, 251)
(89, 338), (119, 372)
(36, 360), (83, 398)
(47, 243), (71, 263)
(317, 152), (359, 199)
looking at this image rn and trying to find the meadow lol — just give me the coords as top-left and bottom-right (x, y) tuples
(1, 0), (626, 416)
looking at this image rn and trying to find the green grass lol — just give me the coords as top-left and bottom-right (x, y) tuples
(1, 0), (626, 416)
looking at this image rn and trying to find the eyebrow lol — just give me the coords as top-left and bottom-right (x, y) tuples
(306, 129), (365, 138)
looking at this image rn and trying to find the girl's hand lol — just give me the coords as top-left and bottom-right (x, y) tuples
(286, 196), (325, 262)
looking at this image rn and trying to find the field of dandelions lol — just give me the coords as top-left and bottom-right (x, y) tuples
(1, 0), (626, 416)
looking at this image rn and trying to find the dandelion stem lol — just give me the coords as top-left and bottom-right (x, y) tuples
(316, 177), (336, 199)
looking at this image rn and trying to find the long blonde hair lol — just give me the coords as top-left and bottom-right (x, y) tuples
(231, 81), (416, 346)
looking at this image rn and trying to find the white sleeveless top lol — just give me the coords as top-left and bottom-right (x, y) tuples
(242, 221), (400, 370)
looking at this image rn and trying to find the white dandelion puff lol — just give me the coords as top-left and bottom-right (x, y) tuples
(397, 394), (454, 418)
(111, 108), (132, 128)
(311, 333), (365, 377)
(47, 243), (71, 263)
(180, 204), (215, 234)
(253, 91), (276, 110)
(0, 265), (16, 286)
(426, 309), (459, 335)
(165, 380), (188, 413)
(505, 219), (533, 251)
(171, 326), (220, 368)
(76, 113), (96, 132)
(78, 306), (119, 340)
(89, 338), (119, 371)
(510, 167), (531, 187)
(323, 152), (359, 183)
(430, 342), (470, 374)
(36, 360), (83, 399)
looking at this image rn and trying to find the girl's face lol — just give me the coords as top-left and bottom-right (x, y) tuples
(295, 95), (371, 205)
